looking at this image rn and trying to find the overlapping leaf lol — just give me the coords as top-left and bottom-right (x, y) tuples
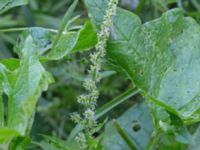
(0, 14), (97, 149)
(0, 35), (54, 148)
(13, 22), (97, 61)
(47, 21), (97, 60)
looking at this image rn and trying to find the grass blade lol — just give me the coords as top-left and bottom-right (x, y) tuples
(52, 0), (78, 50)
(113, 120), (138, 150)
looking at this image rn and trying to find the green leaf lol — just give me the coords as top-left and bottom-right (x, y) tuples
(9, 136), (30, 150)
(33, 135), (74, 150)
(83, 0), (108, 31)
(84, 0), (141, 40)
(0, 128), (21, 149)
(86, 134), (103, 150)
(151, 107), (194, 145)
(169, 113), (194, 144)
(47, 21), (97, 60)
(7, 35), (54, 135)
(0, 59), (20, 71)
(0, 64), (10, 128)
(153, 133), (187, 150)
(102, 102), (153, 150)
(14, 27), (53, 57)
(47, 32), (78, 60)
(108, 9), (200, 123)
(51, 0), (78, 51)
(0, 128), (20, 141)
(0, 15), (97, 148)
(0, 94), (3, 128)
(0, 33), (54, 147)
(72, 21), (97, 52)
(146, 106), (187, 149)
(11, 23), (97, 61)
(0, 0), (29, 14)
(84, 0), (200, 124)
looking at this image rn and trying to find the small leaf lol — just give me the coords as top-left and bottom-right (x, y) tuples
(169, 113), (194, 144)
(0, 59), (20, 71)
(47, 32), (78, 60)
(51, 0), (78, 50)
(0, 128), (21, 149)
(72, 21), (97, 52)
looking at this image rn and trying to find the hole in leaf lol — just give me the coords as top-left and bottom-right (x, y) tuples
(132, 120), (141, 132)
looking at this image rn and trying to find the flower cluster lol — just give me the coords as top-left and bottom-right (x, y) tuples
(71, 0), (118, 148)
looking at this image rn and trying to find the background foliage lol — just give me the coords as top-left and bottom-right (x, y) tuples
(0, 0), (200, 149)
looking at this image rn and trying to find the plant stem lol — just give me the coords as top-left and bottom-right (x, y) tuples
(52, 0), (78, 50)
(0, 27), (58, 33)
(96, 87), (139, 119)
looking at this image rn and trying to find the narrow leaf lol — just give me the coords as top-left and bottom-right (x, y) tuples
(0, 0), (29, 14)
(113, 120), (138, 150)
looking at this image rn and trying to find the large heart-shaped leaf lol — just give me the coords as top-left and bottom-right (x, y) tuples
(84, 0), (200, 124)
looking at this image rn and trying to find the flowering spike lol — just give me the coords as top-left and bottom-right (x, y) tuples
(71, 0), (118, 148)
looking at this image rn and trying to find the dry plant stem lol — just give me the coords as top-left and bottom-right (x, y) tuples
(71, 0), (118, 148)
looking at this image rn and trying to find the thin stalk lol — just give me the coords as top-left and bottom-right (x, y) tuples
(51, 0), (78, 50)
(0, 27), (58, 33)
(96, 87), (139, 119)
